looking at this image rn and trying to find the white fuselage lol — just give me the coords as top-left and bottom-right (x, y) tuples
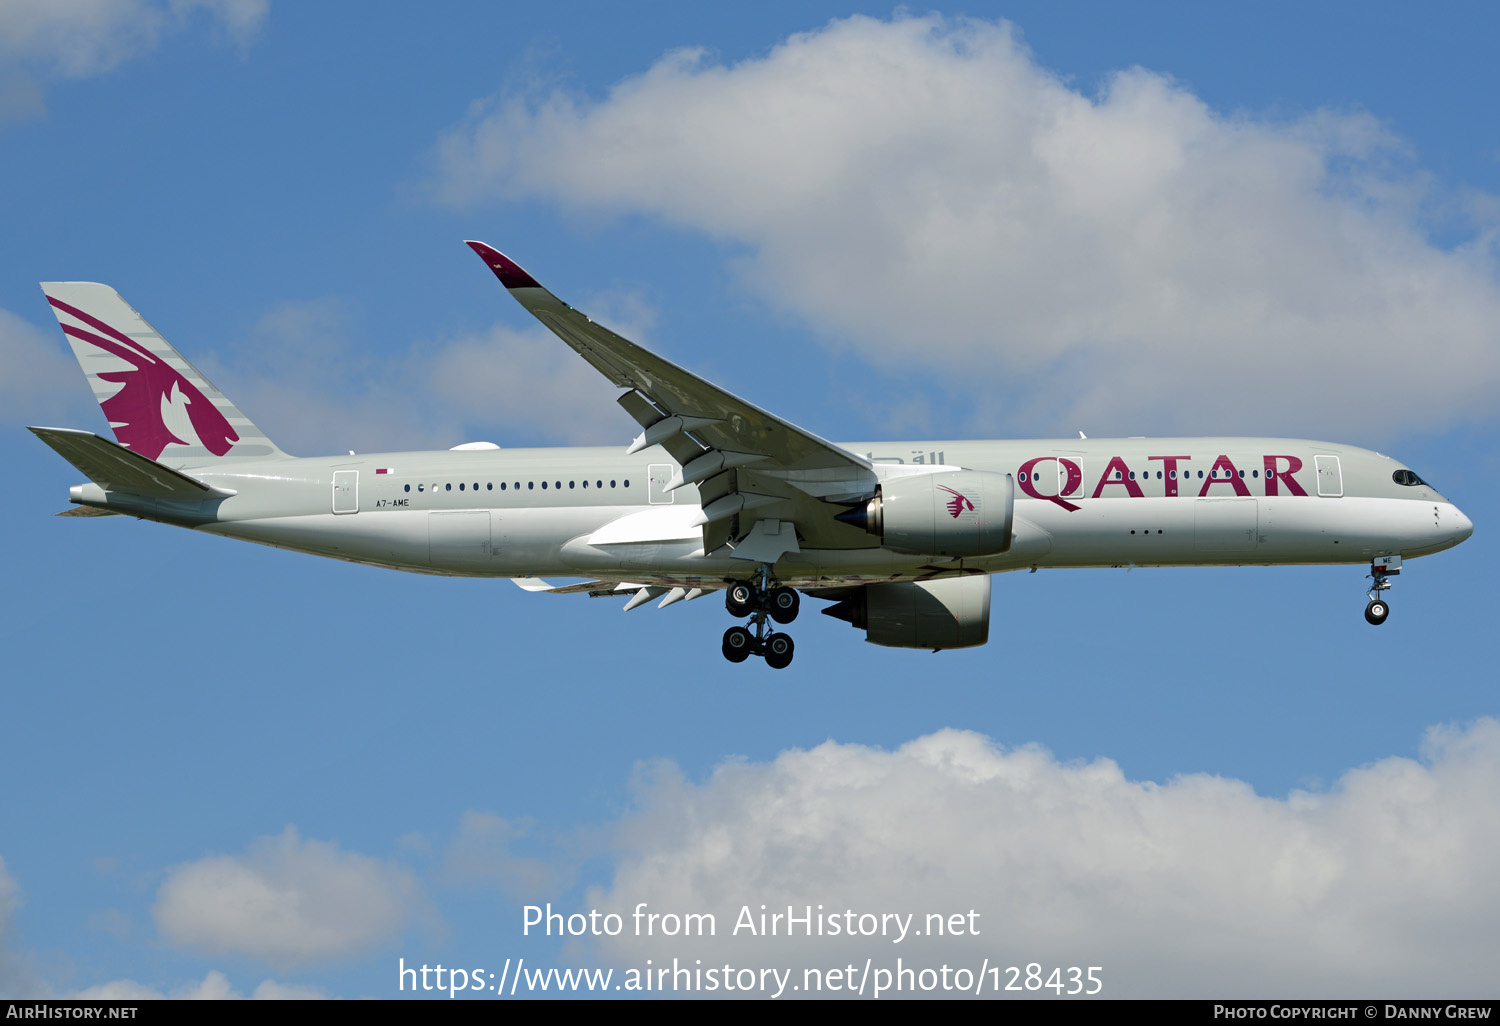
(75, 436), (1473, 590)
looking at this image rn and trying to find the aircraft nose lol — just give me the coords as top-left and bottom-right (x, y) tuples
(1450, 505), (1474, 545)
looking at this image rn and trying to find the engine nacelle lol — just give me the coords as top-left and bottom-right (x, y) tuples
(822, 576), (991, 651)
(839, 470), (1014, 557)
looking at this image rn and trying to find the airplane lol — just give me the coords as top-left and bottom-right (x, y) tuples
(30, 241), (1474, 668)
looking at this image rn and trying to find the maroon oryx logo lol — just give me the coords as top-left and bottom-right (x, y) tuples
(938, 485), (975, 518)
(48, 296), (238, 460)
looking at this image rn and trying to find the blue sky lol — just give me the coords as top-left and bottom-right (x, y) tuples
(2, 1), (1497, 1000)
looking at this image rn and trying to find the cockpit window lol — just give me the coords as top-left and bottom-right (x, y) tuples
(1392, 469), (1427, 487)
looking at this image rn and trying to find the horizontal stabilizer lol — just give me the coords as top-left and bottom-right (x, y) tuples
(29, 426), (235, 502)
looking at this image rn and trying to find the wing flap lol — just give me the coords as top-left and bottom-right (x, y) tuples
(511, 577), (627, 595)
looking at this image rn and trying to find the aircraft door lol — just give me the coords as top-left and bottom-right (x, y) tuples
(332, 471), (358, 514)
(648, 463), (675, 504)
(1315, 455), (1343, 497)
(1054, 456), (1085, 501)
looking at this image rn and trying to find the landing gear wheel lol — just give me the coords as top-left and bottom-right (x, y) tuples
(1364, 558), (1398, 627)
(726, 582), (756, 618)
(722, 625), (754, 662)
(768, 586), (800, 624)
(764, 632), (795, 670)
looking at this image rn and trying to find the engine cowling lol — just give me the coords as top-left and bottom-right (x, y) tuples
(822, 576), (991, 650)
(839, 470), (1014, 557)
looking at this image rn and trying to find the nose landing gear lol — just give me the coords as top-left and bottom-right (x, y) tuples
(721, 566), (800, 668)
(1364, 556), (1400, 626)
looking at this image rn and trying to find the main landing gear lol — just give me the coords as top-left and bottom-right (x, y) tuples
(721, 566), (801, 669)
(1364, 555), (1400, 626)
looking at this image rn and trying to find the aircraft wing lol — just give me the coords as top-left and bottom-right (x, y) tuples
(467, 242), (878, 560)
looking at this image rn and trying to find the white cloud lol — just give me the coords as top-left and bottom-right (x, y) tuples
(0, 306), (92, 427)
(0, 0), (267, 75)
(72, 970), (239, 1000)
(70, 970), (329, 1000)
(443, 811), (572, 898)
(424, 323), (638, 446)
(0, 856), (34, 997)
(434, 14), (1500, 439)
(197, 296), (639, 454)
(0, 0), (167, 79)
(580, 720), (1500, 997)
(198, 298), (460, 456)
(248, 978), (330, 1000)
(152, 826), (418, 967)
(0, 0), (267, 124)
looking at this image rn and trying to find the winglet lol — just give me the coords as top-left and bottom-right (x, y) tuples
(465, 241), (542, 290)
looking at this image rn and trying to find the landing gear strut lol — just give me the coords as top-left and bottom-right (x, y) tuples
(1364, 555), (1400, 626)
(721, 565), (800, 668)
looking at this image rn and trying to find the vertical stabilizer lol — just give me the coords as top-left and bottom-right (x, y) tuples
(40, 282), (285, 463)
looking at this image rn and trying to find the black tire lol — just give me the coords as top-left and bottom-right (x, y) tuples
(726, 582), (756, 618)
(764, 632), (795, 670)
(1365, 600), (1389, 626)
(722, 625), (754, 662)
(768, 586), (800, 624)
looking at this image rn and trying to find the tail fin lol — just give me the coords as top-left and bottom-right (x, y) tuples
(40, 282), (285, 463)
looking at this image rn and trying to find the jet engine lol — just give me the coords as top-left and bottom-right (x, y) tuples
(837, 470), (1014, 557)
(822, 576), (991, 650)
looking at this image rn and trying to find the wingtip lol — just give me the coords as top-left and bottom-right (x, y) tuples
(464, 240), (541, 290)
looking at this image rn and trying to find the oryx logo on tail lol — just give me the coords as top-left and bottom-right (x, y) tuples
(47, 295), (239, 460)
(938, 485), (976, 518)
